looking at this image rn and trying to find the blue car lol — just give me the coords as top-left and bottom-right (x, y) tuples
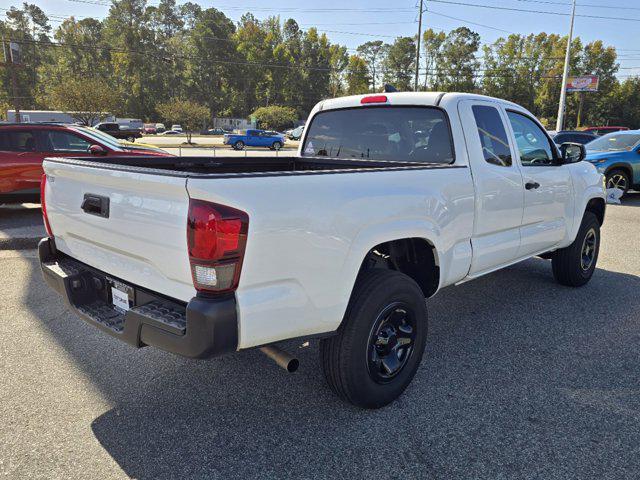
(585, 130), (640, 195)
(223, 129), (286, 151)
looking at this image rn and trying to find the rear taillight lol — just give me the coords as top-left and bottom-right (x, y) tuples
(40, 174), (53, 237)
(187, 199), (249, 293)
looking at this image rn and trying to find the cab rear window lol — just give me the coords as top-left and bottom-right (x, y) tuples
(301, 106), (454, 164)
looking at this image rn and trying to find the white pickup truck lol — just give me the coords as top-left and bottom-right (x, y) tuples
(39, 92), (605, 408)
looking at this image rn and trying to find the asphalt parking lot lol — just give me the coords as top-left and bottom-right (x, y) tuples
(1, 194), (639, 479)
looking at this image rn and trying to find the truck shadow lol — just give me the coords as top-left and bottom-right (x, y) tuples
(622, 191), (640, 206)
(0, 203), (42, 231)
(22, 254), (640, 478)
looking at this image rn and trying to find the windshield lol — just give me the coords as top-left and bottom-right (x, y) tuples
(72, 126), (124, 151)
(587, 133), (640, 152)
(302, 106), (454, 164)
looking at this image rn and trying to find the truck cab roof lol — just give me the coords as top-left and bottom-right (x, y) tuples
(316, 92), (525, 113)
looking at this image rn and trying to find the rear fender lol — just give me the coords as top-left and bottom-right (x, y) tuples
(337, 218), (443, 318)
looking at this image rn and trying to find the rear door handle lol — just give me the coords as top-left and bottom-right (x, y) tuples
(525, 181), (540, 190)
(81, 194), (110, 218)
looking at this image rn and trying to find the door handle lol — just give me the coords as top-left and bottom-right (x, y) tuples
(525, 181), (540, 190)
(81, 194), (110, 218)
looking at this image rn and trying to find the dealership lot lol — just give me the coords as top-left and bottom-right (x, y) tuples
(1, 194), (639, 479)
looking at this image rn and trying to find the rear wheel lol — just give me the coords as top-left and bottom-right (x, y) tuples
(320, 269), (428, 409)
(126, 136), (136, 142)
(552, 212), (600, 287)
(233, 140), (245, 150)
(606, 169), (630, 195)
(272, 141), (282, 151)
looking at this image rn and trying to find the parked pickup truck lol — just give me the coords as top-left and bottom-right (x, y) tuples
(39, 92), (605, 408)
(94, 122), (142, 142)
(223, 129), (286, 150)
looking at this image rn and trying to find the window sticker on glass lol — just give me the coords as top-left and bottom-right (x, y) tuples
(304, 141), (315, 155)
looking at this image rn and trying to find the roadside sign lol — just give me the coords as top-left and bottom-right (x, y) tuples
(566, 75), (599, 92)
(9, 41), (21, 64)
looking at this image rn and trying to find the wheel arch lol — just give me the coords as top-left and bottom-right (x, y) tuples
(604, 163), (633, 183)
(355, 237), (440, 298)
(585, 197), (605, 225)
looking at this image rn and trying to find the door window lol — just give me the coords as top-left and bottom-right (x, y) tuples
(41, 130), (91, 152)
(506, 111), (555, 166)
(471, 105), (512, 167)
(0, 130), (37, 152)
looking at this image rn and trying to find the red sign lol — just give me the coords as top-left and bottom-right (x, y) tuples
(566, 76), (599, 92)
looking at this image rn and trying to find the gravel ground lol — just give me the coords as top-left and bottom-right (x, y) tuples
(1, 193), (639, 479)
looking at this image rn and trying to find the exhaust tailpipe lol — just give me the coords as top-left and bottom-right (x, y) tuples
(260, 345), (299, 373)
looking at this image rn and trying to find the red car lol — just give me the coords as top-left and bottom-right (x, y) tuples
(0, 123), (171, 203)
(143, 123), (157, 134)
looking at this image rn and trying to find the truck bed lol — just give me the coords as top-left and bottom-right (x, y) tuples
(51, 155), (452, 177)
(42, 151), (474, 348)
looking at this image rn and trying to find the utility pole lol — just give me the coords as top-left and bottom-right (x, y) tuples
(555, 0), (577, 132)
(576, 91), (585, 128)
(2, 36), (21, 123)
(414, 0), (424, 92)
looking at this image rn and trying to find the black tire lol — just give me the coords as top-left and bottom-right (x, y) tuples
(605, 169), (630, 195)
(272, 141), (282, 151)
(320, 269), (428, 409)
(126, 136), (136, 142)
(233, 141), (245, 150)
(552, 211), (600, 287)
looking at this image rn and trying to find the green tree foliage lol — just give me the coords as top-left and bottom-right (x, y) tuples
(609, 78), (640, 127)
(356, 40), (386, 92)
(0, 4), (52, 111)
(1, 2), (636, 130)
(46, 77), (119, 125)
(382, 37), (416, 91)
(422, 29), (446, 90)
(482, 33), (561, 113)
(185, 7), (237, 117)
(482, 34), (621, 128)
(568, 40), (618, 127)
(346, 56), (370, 95)
(156, 98), (209, 143)
(251, 105), (297, 131)
(433, 27), (480, 92)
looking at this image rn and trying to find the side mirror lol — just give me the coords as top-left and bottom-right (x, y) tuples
(88, 144), (107, 156)
(559, 142), (586, 164)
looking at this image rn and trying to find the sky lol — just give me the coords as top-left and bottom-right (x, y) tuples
(10, 0), (640, 77)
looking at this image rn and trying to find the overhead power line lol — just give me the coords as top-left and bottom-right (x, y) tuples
(516, 0), (640, 11)
(425, 8), (515, 33)
(427, 0), (640, 22)
(60, 0), (418, 12)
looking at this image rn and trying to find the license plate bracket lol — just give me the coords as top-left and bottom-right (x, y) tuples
(108, 278), (134, 313)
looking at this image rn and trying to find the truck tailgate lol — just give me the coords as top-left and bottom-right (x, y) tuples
(43, 160), (196, 302)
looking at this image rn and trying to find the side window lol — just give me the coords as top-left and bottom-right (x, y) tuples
(42, 131), (91, 152)
(0, 130), (37, 152)
(471, 105), (512, 167)
(506, 111), (555, 166)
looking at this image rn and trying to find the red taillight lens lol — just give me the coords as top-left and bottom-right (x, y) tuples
(361, 95), (388, 104)
(187, 199), (249, 293)
(40, 174), (53, 237)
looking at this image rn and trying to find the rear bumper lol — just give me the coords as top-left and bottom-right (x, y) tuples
(38, 237), (238, 359)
